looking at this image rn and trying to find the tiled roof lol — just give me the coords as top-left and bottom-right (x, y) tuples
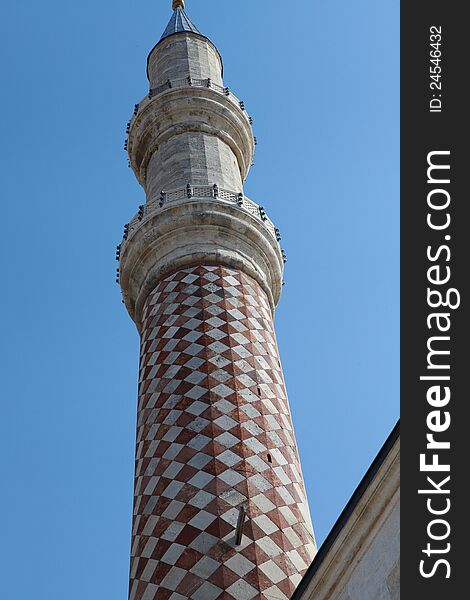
(160, 7), (202, 41)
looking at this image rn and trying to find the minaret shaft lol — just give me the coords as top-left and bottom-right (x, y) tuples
(145, 130), (243, 203)
(130, 266), (315, 600)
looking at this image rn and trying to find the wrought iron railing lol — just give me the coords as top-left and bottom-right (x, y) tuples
(121, 184), (281, 245)
(146, 77), (253, 124)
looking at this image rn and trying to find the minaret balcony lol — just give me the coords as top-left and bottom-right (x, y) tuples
(147, 76), (252, 126)
(123, 185), (279, 245)
(118, 186), (284, 328)
(126, 85), (255, 191)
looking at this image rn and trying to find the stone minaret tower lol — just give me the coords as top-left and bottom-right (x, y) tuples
(118, 3), (316, 599)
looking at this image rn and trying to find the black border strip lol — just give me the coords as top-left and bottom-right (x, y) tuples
(401, 4), (466, 595)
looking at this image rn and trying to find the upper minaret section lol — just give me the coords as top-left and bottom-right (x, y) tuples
(127, 1), (253, 201)
(120, 2), (284, 328)
(148, 3), (223, 88)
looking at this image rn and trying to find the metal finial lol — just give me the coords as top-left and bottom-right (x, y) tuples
(172, 0), (185, 10)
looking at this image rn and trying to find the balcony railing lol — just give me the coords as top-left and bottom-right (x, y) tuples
(146, 77), (253, 124)
(121, 184), (281, 245)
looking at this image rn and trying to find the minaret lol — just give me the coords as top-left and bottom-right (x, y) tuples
(118, 3), (316, 599)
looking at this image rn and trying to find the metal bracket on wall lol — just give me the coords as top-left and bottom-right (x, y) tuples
(235, 505), (247, 546)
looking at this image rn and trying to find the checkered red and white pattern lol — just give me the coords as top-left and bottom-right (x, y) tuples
(129, 265), (316, 600)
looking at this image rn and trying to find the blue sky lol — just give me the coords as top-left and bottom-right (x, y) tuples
(0, 1), (398, 598)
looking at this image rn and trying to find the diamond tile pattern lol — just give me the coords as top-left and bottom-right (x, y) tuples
(129, 266), (316, 600)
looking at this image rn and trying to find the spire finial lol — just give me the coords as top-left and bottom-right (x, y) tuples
(172, 0), (185, 10)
